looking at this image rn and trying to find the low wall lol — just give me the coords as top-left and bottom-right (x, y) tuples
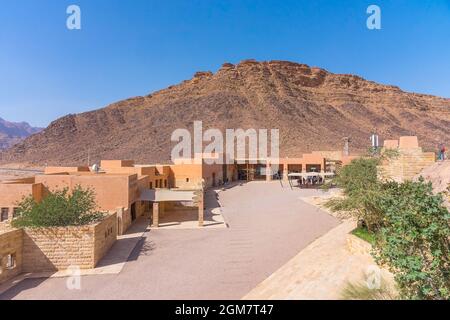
(346, 234), (372, 256)
(22, 213), (117, 272)
(378, 149), (435, 182)
(0, 229), (23, 283)
(93, 214), (117, 266)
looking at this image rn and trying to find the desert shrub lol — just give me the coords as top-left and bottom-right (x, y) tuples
(325, 158), (385, 231)
(12, 185), (105, 228)
(352, 226), (376, 245)
(373, 179), (450, 300)
(341, 279), (398, 300)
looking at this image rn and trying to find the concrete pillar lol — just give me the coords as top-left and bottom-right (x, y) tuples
(266, 163), (272, 181)
(282, 163), (288, 181)
(116, 207), (124, 235)
(8, 206), (15, 221)
(152, 202), (159, 228)
(198, 193), (204, 227)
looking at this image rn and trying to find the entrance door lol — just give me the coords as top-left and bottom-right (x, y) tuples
(212, 173), (216, 187)
(131, 203), (136, 221)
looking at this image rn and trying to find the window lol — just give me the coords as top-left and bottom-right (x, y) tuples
(186, 178), (190, 183)
(155, 180), (159, 188)
(159, 179), (163, 188)
(164, 180), (168, 188)
(6, 253), (16, 269)
(149, 182), (153, 189)
(12, 208), (19, 218)
(1, 208), (8, 222)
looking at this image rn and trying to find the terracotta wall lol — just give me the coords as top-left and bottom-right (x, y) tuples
(201, 163), (224, 188)
(44, 167), (90, 174)
(169, 164), (203, 189)
(0, 183), (40, 207)
(35, 174), (133, 211)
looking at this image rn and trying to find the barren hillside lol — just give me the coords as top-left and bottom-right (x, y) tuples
(1, 60), (449, 166)
(0, 117), (42, 150)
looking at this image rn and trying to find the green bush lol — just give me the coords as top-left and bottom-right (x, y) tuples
(373, 179), (450, 300)
(325, 158), (385, 231)
(12, 185), (105, 228)
(352, 227), (376, 245)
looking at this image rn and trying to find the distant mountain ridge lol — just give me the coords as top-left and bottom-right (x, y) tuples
(0, 59), (449, 165)
(0, 117), (43, 150)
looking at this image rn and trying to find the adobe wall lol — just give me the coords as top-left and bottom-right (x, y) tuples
(202, 163), (224, 188)
(170, 164), (204, 189)
(22, 213), (117, 272)
(101, 160), (135, 168)
(0, 229), (23, 284)
(0, 183), (38, 207)
(93, 213), (118, 266)
(378, 137), (436, 182)
(35, 174), (132, 211)
(44, 167), (90, 174)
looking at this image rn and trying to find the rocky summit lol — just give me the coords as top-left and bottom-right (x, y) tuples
(1, 60), (449, 166)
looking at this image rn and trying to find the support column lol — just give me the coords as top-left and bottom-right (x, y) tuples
(152, 202), (159, 228)
(116, 207), (124, 235)
(198, 193), (204, 227)
(282, 163), (288, 181)
(266, 162), (272, 182)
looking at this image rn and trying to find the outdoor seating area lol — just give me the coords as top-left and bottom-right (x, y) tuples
(287, 172), (335, 188)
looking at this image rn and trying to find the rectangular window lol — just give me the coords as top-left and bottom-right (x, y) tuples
(164, 180), (168, 188)
(1, 208), (8, 222)
(12, 208), (19, 218)
(6, 253), (16, 269)
(155, 180), (159, 188)
(149, 182), (153, 189)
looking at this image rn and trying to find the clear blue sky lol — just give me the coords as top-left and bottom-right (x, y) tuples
(1, 0), (449, 127)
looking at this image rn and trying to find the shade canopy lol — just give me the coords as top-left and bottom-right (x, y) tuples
(140, 189), (199, 202)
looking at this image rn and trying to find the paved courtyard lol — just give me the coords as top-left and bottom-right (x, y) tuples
(0, 181), (339, 300)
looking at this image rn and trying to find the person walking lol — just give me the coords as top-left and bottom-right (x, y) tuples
(438, 144), (446, 161)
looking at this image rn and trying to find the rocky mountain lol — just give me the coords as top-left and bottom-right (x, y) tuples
(0, 60), (449, 166)
(0, 117), (42, 150)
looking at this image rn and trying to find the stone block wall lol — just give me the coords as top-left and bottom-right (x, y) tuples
(93, 213), (117, 266)
(378, 148), (435, 182)
(116, 207), (131, 236)
(22, 213), (117, 272)
(0, 229), (23, 283)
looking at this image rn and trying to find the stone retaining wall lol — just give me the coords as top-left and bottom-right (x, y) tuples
(346, 233), (372, 256)
(0, 229), (23, 283)
(378, 148), (435, 182)
(22, 213), (117, 272)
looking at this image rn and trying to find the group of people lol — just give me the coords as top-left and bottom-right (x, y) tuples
(297, 175), (324, 186)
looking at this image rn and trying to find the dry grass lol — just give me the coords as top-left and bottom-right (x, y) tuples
(341, 278), (398, 300)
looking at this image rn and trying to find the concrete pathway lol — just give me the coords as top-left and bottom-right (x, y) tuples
(0, 216), (149, 296)
(242, 220), (379, 299)
(0, 182), (339, 300)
